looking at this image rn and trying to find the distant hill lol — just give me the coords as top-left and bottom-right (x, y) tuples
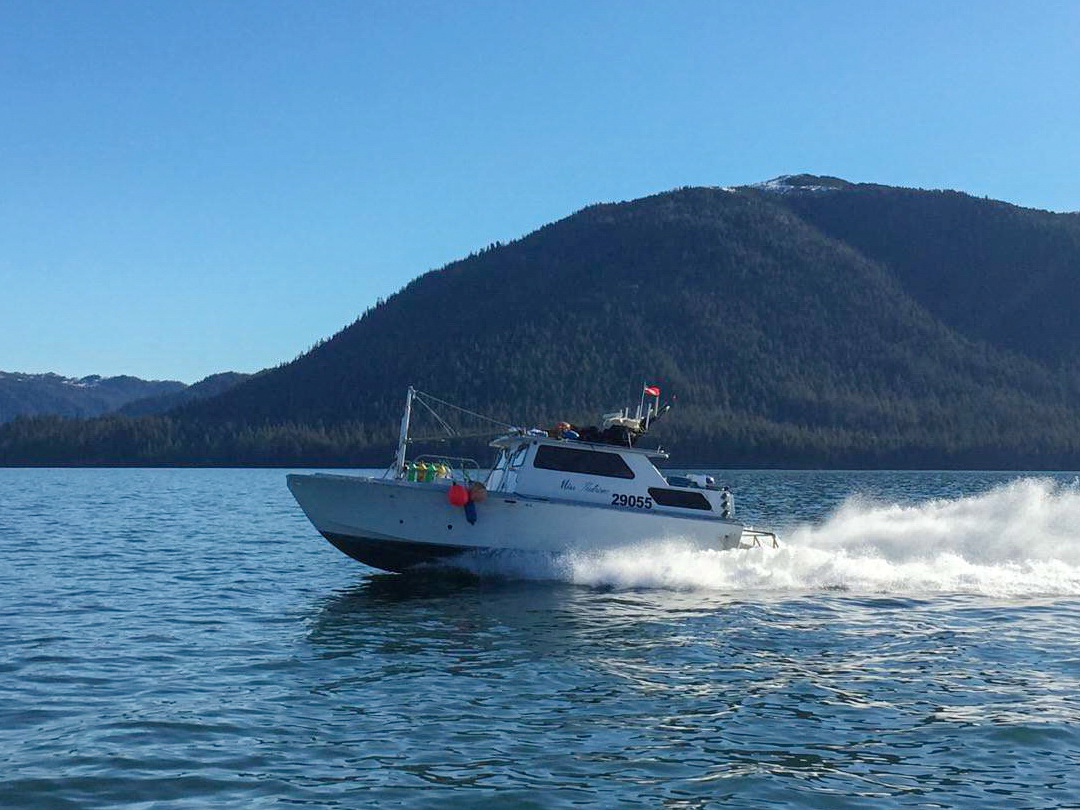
(119, 372), (253, 416)
(0, 370), (250, 425)
(0, 372), (185, 423)
(4, 176), (1080, 468)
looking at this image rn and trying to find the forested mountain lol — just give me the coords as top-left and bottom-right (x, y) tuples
(768, 176), (1080, 369)
(0, 372), (185, 423)
(4, 176), (1080, 468)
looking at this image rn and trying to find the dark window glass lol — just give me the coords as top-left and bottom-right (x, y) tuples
(533, 445), (635, 479)
(648, 487), (712, 510)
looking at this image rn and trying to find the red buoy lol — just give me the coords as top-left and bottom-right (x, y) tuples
(448, 484), (469, 507)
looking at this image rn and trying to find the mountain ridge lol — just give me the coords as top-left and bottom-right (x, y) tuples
(118, 372), (254, 416)
(0, 371), (186, 423)
(0, 370), (252, 424)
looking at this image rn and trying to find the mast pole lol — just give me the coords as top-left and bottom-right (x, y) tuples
(394, 386), (415, 478)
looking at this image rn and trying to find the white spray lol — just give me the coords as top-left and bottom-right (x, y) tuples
(460, 478), (1080, 596)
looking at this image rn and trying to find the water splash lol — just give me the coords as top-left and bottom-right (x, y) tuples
(459, 478), (1080, 596)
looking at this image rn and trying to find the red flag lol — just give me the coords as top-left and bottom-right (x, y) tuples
(643, 385), (660, 397)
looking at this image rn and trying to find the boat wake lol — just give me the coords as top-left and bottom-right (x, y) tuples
(456, 478), (1080, 596)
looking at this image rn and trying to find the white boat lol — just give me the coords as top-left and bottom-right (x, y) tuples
(287, 387), (776, 573)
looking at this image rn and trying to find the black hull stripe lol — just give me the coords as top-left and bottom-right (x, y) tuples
(321, 532), (476, 574)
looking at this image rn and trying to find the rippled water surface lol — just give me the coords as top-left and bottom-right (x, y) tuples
(3, 468), (1080, 808)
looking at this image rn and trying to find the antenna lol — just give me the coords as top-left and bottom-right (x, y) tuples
(394, 386), (415, 478)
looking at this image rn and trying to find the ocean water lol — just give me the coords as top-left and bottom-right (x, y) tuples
(2, 468), (1079, 809)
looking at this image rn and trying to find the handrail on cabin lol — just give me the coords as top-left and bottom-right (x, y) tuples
(740, 528), (780, 548)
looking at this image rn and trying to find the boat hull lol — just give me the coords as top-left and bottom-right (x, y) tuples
(321, 531), (474, 572)
(287, 473), (744, 573)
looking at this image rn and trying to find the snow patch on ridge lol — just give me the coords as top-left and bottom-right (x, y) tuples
(747, 174), (852, 195)
(0, 371), (105, 388)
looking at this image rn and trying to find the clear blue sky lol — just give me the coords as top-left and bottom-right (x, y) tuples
(2, 1), (1078, 383)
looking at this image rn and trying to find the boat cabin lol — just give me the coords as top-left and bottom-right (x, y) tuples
(484, 433), (732, 519)
(389, 387), (734, 521)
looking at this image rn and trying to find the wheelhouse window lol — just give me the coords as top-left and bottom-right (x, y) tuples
(508, 444), (529, 468)
(533, 445), (635, 479)
(648, 487), (712, 510)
